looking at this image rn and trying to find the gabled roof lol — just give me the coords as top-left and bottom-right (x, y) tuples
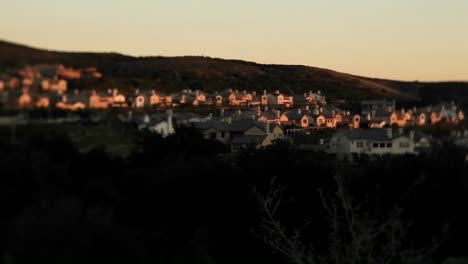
(193, 121), (231, 132)
(338, 129), (412, 141)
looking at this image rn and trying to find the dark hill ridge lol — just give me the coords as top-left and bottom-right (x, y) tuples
(1, 39), (467, 106)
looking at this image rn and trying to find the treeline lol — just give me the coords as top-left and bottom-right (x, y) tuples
(0, 127), (467, 263)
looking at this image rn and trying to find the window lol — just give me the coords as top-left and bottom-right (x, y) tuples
(302, 118), (307, 124)
(380, 143), (385, 148)
(357, 142), (363, 148)
(209, 132), (216, 140)
(400, 142), (410, 148)
(221, 132), (226, 138)
(373, 143), (378, 148)
(386, 143), (392, 148)
(355, 117), (359, 122)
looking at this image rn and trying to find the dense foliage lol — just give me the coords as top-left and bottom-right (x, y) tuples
(0, 124), (467, 263)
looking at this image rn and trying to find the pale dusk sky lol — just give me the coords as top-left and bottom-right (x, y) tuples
(1, 0), (467, 81)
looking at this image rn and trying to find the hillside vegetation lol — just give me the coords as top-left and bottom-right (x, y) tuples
(1, 40), (467, 106)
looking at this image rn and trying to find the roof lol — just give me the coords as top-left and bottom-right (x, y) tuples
(231, 135), (267, 144)
(293, 94), (308, 103)
(339, 129), (393, 141)
(193, 121), (231, 132)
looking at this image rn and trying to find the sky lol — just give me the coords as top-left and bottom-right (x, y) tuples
(1, 0), (467, 81)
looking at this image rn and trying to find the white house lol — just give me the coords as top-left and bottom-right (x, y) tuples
(327, 128), (418, 159)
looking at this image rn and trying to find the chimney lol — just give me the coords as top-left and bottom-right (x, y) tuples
(367, 113), (371, 121)
(398, 127), (403, 135)
(372, 110), (376, 119)
(277, 110), (280, 119)
(167, 109), (173, 131)
(413, 106), (417, 113)
(275, 90), (279, 95)
(409, 130), (414, 140)
(317, 90), (321, 95)
(113, 88), (118, 97)
(74, 89), (79, 95)
(252, 115), (256, 120)
(62, 95), (67, 103)
(226, 117), (232, 124)
(297, 108), (302, 115)
(263, 89), (267, 95)
(135, 89), (140, 95)
(309, 90), (313, 96)
(252, 91), (256, 97)
(143, 114), (150, 124)
(304, 93), (307, 98)
(243, 90), (247, 95)
(108, 88), (112, 94)
(305, 105), (309, 111)
(229, 88), (232, 93)
(128, 111), (132, 120)
(401, 108), (405, 114)
(152, 90), (156, 95)
(220, 109), (224, 117)
(265, 121), (270, 134)
(332, 110), (336, 116)
(386, 128), (392, 138)
(237, 109), (242, 117)
(264, 106), (268, 112)
(196, 90), (199, 97)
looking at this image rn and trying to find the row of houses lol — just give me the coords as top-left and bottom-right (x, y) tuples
(362, 100), (464, 127)
(0, 85), (327, 110)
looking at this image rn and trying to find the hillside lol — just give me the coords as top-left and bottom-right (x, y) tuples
(1, 39), (467, 105)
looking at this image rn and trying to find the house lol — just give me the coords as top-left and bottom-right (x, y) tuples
(315, 113), (336, 128)
(0, 80), (4, 91)
(149, 90), (171, 106)
(56, 92), (86, 111)
(361, 100), (395, 116)
(194, 118), (285, 151)
(193, 120), (232, 144)
(134, 110), (175, 138)
(89, 90), (112, 109)
(257, 108), (288, 124)
(285, 108), (314, 128)
(172, 112), (212, 126)
(327, 128), (418, 159)
(35, 96), (50, 108)
(390, 109), (412, 127)
(341, 114), (361, 129)
(230, 120), (285, 152)
(413, 111), (427, 126)
(18, 89), (33, 109)
(428, 102), (464, 124)
(49, 79), (67, 93)
(109, 89), (127, 107)
(305, 90), (326, 104)
(261, 90), (294, 107)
